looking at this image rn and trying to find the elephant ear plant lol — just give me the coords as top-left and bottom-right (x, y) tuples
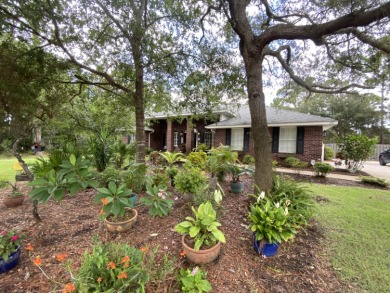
(175, 201), (226, 251)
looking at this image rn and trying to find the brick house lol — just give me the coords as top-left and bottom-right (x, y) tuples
(144, 105), (337, 162)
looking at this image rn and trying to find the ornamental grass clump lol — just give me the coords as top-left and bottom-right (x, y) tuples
(0, 229), (23, 261)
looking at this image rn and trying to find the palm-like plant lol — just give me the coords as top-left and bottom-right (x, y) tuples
(159, 151), (185, 166)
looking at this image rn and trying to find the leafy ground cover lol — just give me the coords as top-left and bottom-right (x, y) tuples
(1, 172), (378, 293)
(312, 185), (390, 293)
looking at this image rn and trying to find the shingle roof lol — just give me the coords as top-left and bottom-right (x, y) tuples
(205, 105), (337, 128)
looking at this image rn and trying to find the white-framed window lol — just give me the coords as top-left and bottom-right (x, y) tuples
(279, 127), (297, 153)
(173, 131), (179, 147)
(204, 131), (214, 148)
(231, 128), (244, 151)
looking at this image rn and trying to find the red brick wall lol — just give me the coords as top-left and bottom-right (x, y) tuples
(213, 126), (323, 163)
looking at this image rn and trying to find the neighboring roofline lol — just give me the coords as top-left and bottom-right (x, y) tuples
(205, 121), (338, 129)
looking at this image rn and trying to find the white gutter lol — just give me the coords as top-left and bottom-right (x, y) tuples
(205, 121), (338, 129)
(148, 129), (155, 148)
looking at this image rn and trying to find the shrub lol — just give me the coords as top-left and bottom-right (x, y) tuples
(196, 143), (209, 152)
(360, 176), (389, 187)
(187, 151), (207, 169)
(284, 157), (300, 168)
(123, 162), (147, 193)
(74, 242), (147, 292)
(313, 162), (334, 177)
(338, 134), (377, 171)
(95, 166), (124, 187)
(174, 166), (208, 194)
(324, 146), (334, 160)
(149, 167), (170, 188)
(242, 154), (255, 165)
(207, 145), (237, 182)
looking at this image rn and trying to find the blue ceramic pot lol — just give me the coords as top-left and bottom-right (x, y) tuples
(230, 181), (244, 194)
(0, 246), (21, 274)
(130, 194), (137, 207)
(252, 234), (279, 257)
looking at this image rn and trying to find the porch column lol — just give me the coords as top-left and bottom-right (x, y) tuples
(186, 118), (192, 154)
(166, 120), (173, 151)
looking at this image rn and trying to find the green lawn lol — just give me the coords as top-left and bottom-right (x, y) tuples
(311, 184), (390, 293)
(0, 154), (44, 181)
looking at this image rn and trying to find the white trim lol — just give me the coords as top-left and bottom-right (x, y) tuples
(146, 109), (234, 120)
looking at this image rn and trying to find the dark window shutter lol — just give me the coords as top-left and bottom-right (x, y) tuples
(296, 127), (305, 154)
(178, 133), (181, 146)
(200, 132), (205, 143)
(226, 129), (231, 146)
(244, 128), (250, 152)
(271, 127), (279, 153)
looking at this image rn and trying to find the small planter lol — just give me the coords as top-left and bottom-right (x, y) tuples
(230, 181), (244, 194)
(0, 246), (21, 274)
(130, 194), (137, 207)
(252, 234), (279, 257)
(181, 235), (221, 264)
(104, 208), (138, 233)
(3, 196), (25, 208)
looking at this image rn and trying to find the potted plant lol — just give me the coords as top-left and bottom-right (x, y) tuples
(93, 181), (137, 233)
(0, 179), (25, 208)
(248, 194), (296, 257)
(174, 166), (208, 201)
(227, 162), (247, 194)
(0, 229), (23, 274)
(174, 201), (226, 264)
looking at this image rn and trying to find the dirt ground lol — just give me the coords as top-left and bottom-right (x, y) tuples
(0, 171), (380, 293)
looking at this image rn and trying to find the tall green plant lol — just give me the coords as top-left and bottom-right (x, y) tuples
(338, 134), (377, 171)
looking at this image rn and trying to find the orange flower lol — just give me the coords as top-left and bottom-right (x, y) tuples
(107, 261), (116, 269)
(97, 277), (102, 283)
(180, 250), (186, 257)
(117, 271), (128, 279)
(101, 198), (109, 205)
(99, 209), (106, 215)
(121, 255), (130, 263)
(56, 253), (68, 262)
(62, 283), (75, 292)
(140, 246), (148, 253)
(33, 256), (42, 266)
(26, 244), (33, 251)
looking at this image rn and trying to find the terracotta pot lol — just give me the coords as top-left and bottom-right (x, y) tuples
(104, 208), (138, 233)
(181, 235), (221, 264)
(3, 196), (25, 208)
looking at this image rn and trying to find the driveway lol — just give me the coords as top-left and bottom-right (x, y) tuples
(362, 161), (390, 180)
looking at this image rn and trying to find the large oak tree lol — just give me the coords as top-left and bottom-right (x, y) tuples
(202, 0), (390, 190)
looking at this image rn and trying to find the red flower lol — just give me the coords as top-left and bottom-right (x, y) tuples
(117, 271), (128, 279)
(62, 283), (75, 292)
(180, 250), (186, 257)
(56, 253), (68, 262)
(97, 277), (102, 283)
(26, 244), (33, 251)
(140, 247), (148, 253)
(107, 261), (116, 269)
(1, 231), (6, 236)
(10, 235), (19, 241)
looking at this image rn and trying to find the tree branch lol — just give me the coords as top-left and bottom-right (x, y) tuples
(264, 46), (374, 94)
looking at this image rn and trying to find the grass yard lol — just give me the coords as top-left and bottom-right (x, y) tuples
(0, 154), (44, 181)
(311, 184), (390, 293)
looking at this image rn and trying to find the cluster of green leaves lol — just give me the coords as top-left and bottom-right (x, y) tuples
(74, 241), (147, 293)
(360, 176), (389, 187)
(284, 157), (308, 169)
(242, 154), (255, 165)
(174, 165), (208, 194)
(149, 167), (170, 187)
(139, 183), (174, 218)
(207, 145), (237, 181)
(313, 162), (334, 177)
(0, 229), (23, 261)
(175, 201), (226, 250)
(179, 267), (212, 293)
(249, 196), (296, 244)
(159, 151), (185, 166)
(324, 146), (335, 160)
(338, 134), (377, 171)
(29, 155), (96, 203)
(271, 175), (316, 228)
(93, 181), (134, 219)
(227, 162), (248, 182)
(186, 151), (207, 169)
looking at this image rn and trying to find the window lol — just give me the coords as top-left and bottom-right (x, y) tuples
(173, 131), (179, 147)
(279, 127), (297, 153)
(204, 131), (214, 148)
(231, 128), (244, 151)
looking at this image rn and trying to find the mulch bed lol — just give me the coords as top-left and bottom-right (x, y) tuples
(0, 172), (375, 293)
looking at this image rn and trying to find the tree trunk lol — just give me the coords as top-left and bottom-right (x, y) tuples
(241, 51), (273, 192)
(12, 138), (41, 222)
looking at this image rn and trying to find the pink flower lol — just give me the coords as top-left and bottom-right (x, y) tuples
(10, 235), (19, 241)
(1, 231), (6, 236)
